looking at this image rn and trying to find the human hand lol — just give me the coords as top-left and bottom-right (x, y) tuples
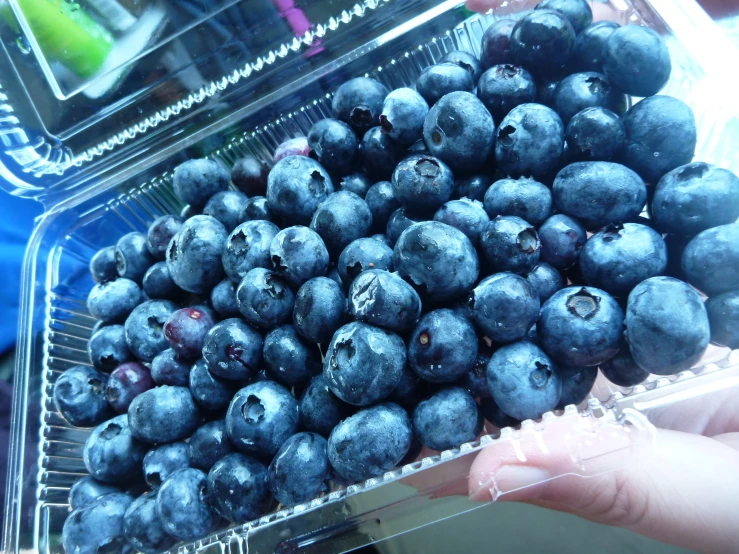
(468, 384), (739, 554)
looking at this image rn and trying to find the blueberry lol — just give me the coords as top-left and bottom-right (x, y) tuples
(626, 277), (709, 374)
(652, 162), (739, 236)
(538, 214), (587, 270)
(172, 158), (230, 208)
(270, 226), (330, 289)
(266, 156), (334, 225)
(603, 25), (671, 97)
(189, 419), (235, 471)
(156, 468), (219, 541)
(360, 127), (406, 181)
(115, 232), (155, 285)
(386, 207), (425, 245)
(470, 272), (540, 343)
(510, 10), (576, 77)
(226, 381), (299, 456)
(69, 476), (122, 510)
(310, 191), (373, 258)
(90, 246), (118, 282)
(535, 78), (560, 108)
(124, 299), (178, 362)
(408, 309), (478, 383)
(552, 162), (647, 230)
(189, 358), (238, 411)
(393, 221), (479, 301)
(413, 387), (482, 451)
(388, 364), (428, 407)
(239, 196), (274, 223)
(621, 95), (696, 183)
(163, 306), (215, 358)
(451, 173), (492, 202)
(535, 0), (592, 34)
(570, 21), (619, 73)
(337, 236), (394, 285)
(380, 88), (429, 145)
(459, 342), (494, 398)
(203, 190), (248, 233)
(600, 344), (650, 387)
(479, 397), (520, 428)
(211, 279), (241, 318)
(123, 493), (176, 554)
(706, 291), (739, 349)
(293, 277), (346, 344)
(391, 154), (454, 212)
(83, 415), (147, 483)
(486, 341), (562, 420)
(332, 77), (389, 133)
(54, 365), (113, 427)
(223, 220), (280, 284)
(495, 103), (565, 180)
(553, 72), (626, 124)
(566, 107), (625, 162)
(151, 348), (191, 386)
(423, 91), (495, 174)
(236, 268), (295, 329)
(143, 442), (190, 489)
(307, 118), (359, 176)
(477, 64), (536, 123)
(273, 137), (310, 163)
(538, 286), (623, 366)
(166, 215), (228, 293)
(268, 432), (329, 505)
(555, 365), (597, 409)
(142, 261), (181, 301)
(682, 224), (739, 295)
(416, 63), (474, 107)
(579, 223), (667, 296)
(348, 269), (421, 332)
(88, 325), (132, 372)
(299, 374), (354, 437)
(262, 325), (321, 387)
(146, 215), (184, 260)
(483, 177), (552, 227)
(62, 492), (134, 554)
(208, 453), (271, 521)
(324, 321), (405, 405)
(232, 155), (269, 196)
(203, 318), (263, 381)
(327, 402), (412, 482)
(338, 172), (373, 198)
(432, 198), (489, 246)
(87, 278), (142, 323)
(441, 50), (482, 82)
(526, 263), (565, 303)
(408, 139), (429, 154)
(106, 361), (156, 413)
(480, 215), (541, 275)
(480, 19), (516, 69)
(128, 386), (201, 444)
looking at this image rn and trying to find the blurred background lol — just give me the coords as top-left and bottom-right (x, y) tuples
(0, 0), (737, 551)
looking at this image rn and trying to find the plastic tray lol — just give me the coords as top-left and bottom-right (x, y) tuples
(4, 1), (739, 553)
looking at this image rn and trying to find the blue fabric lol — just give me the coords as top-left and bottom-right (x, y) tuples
(0, 193), (42, 355)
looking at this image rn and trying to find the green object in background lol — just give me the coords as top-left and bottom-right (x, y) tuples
(14, 0), (114, 78)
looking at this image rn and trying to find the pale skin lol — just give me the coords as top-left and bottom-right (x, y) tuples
(463, 2), (739, 552)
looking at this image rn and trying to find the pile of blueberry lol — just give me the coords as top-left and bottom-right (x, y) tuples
(57, 1), (739, 552)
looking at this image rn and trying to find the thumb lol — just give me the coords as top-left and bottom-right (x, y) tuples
(468, 412), (739, 554)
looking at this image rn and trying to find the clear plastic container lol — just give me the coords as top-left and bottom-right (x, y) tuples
(3, 0), (739, 553)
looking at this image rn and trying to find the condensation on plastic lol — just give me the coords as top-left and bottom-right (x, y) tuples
(4, 1), (739, 553)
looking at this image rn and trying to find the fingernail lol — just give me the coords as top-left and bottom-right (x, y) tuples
(469, 465), (550, 502)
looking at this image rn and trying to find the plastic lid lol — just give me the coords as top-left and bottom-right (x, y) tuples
(0, 0), (455, 205)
